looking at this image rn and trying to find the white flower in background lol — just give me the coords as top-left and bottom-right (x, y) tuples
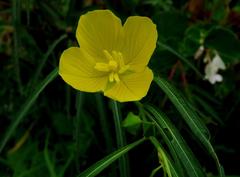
(204, 51), (226, 84)
(194, 45), (205, 60)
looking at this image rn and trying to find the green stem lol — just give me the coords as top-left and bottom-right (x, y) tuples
(75, 91), (84, 173)
(95, 94), (113, 153)
(13, 0), (23, 94)
(111, 100), (129, 177)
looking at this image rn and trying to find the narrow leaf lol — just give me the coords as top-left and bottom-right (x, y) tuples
(149, 136), (180, 177)
(145, 105), (205, 177)
(154, 77), (225, 177)
(111, 100), (129, 177)
(77, 138), (145, 177)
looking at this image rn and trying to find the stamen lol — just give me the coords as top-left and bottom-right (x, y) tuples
(113, 73), (120, 83)
(109, 72), (114, 82)
(103, 50), (113, 61)
(112, 50), (124, 67)
(118, 52), (124, 67)
(94, 63), (110, 72)
(95, 50), (130, 83)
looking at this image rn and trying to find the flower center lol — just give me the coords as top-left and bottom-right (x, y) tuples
(94, 50), (129, 83)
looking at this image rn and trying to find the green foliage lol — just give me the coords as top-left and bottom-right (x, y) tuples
(145, 105), (206, 177)
(122, 112), (142, 135)
(205, 27), (240, 62)
(77, 138), (145, 177)
(1, 0), (240, 177)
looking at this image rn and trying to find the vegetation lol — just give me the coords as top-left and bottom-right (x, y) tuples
(1, 0), (240, 176)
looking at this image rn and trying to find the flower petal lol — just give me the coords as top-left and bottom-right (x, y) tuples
(104, 67), (153, 102)
(59, 47), (108, 92)
(122, 16), (157, 71)
(212, 53), (226, 70)
(76, 10), (123, 61)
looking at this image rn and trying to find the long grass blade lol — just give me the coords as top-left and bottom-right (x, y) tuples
(153, 76), (225, 177)
(44, 133), (57, 177)
(149, 136), (180, 177)
(111, 100), (129, 177)
(77, 138), (145, 177)
(145, 105), (205, 177)
(0, 68), (59, 153)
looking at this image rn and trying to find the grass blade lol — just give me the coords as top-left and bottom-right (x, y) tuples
(44, 133), (57, 177)
(154, 76), (225, 177)
(149, 136), (180, 177)
(145, 105), (205, 177)
(77, 138), (145, 177)
(111, 100), (129, 177)
(0, 68), (59, 153)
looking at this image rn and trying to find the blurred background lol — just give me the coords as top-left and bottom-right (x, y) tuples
(0, 0), (240, 176)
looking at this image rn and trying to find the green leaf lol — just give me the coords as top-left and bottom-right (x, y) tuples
(205, 27), (240, 62)
(154, 11), (187, 41)
(149, 136), (180, 177)
(153, 76), (225, 177)
(122, 112), (142, 135)
(211, 1), (228, 22)
(145, 105), (205, 177)
(111, 100), (129, 177)
(192, 94), (223, 125)
(77, 138), (145, 177)
(0, 68), (59, 153)
(122, 112), (142, 127)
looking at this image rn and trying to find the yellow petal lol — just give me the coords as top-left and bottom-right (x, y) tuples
(76, 10), (123, 62)
(104, 67), (153, 102)
(59, 47), (108, 92)
(122, 16), (157, 71)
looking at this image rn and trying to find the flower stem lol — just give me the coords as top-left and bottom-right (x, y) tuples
(75, 91), (84, 173)
(111, 100), (129, 177)
(13, 0), (23, 95)
(96, 94), (113, 153)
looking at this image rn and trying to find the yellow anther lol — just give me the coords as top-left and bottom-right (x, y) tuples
(109, 72), (115, 82)
(94, 63), (110, 72)
(112, 50), (124, 67)
(95, 50), (130, 83)
(103, 50), (114, 61)
(114, 73), (120, 83)
(109, 72), (120, 83)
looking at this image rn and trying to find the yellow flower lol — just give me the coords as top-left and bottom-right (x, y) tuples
(59, 10), (157, 102)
